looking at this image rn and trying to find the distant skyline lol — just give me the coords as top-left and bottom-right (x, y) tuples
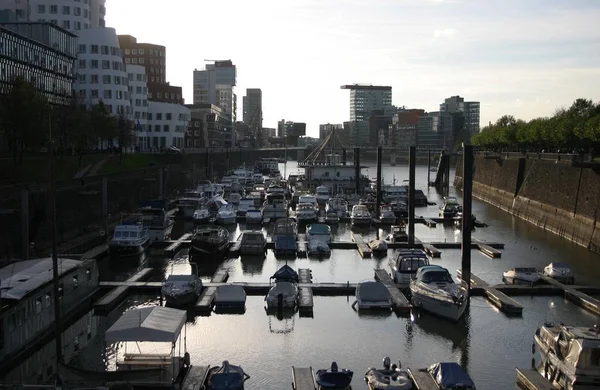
(106, 0), (600, 137)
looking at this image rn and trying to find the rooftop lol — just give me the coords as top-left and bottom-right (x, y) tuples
(341, 84), (392, 91)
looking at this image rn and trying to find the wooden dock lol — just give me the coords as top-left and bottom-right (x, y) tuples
(374, 269), (412, 312)
(195, 267), (230, 312)
(422, 244), (442, 258)
(516, 368), (553, 390)
(408, 368), (438, 390)
(298, 268), (314, 315)
(475, 240), (502, 258)
(352, 233), (372, 258)
(539, 274), (600, 315)
(297, 234), (307, 256)
(423, 218), (437, 228)
(457, 270), (523, 315)
(228, 240), (241, 256)
(163, 233), (192, 256)
(181, 365), (210, 390)
(211, 267), (230, 283)
(292, 366), (315, 390)
(94, 268), (153, 315)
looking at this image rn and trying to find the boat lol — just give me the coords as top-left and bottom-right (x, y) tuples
(214, 285), (247, 312)
(351, 204), (372, 226)
(410, 265), (467, 321)
(533, 323), (600, 389)
(439, 196), (462, 219)
(382, 185), (407, 204)
(352, 281), (392, 310)
(192, 206), (211, 225)
(296, 202), (318, 223)
(503, 267), (540, 284)
(236, 197), (256, 218)
(109, 214), (150, 255)
(139, 199), (174, 242)
(543, 262), (575, 284)
(265, 265), (299, 309)
(308, 240), (331, 257)
(390, 249), (430, 284)
(272, 218), (298, 242)
(216, 203), (237, 225)
(426, 362), (476, 389)
(326, 197), (348, 218)
(238, 230), (267, 256)
(206, 360), (250, 390)
(306, 223), (332, 243)
(369, 239), (388, 255)
(324, 209), (340, 224)
(274, 235), (297, 257)
(316, 185), (330, 205)
(245, 207), (263, 224)
(190, 225), (230, 255)
(379, 204), (397, 224)
(252, 173), (264, 183)
(161, 274), (203, 306)
(177, 189), (204, 218)
(315, 362), (353, 389)
(262, 193), (288, 220)
(298, 194), (318, 209)
(228, 192), (241, 205)
(391, 201), (408, 218)
(365, 357), (413, 390)
(387, 224), (408, 243)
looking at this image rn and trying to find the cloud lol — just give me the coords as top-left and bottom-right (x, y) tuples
(433, 28), (457, 38)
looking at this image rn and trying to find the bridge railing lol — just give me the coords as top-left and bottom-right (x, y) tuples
(478, 150), (591, 163)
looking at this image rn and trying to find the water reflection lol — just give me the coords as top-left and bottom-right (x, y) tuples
(356, 309), (393, 320)
(240, 255), (266, 275)
(266, 308), (297, 334)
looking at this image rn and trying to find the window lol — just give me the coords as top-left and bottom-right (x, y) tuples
(163, 125), (169, 132)
(73, 275), (79, 289)
(50, 5), (58, 13)
(101, 45), (109, 55)
(147, 113), (153, 120)
(91, 89), (99, 98)
(79, 89), (86, 97)
(139, 58), (144, 64)
(62, 5), (70, 14)
(77, 74), (85, 83)
(91, 59), (98, 68)
(139, 49), (144, 55)
(132, 58), (138, 64)
(91, 45), (98, 53)
(148, 92), (153, 99)
(78, 59), (86, 68)
(132, 49), (138, 54)
(104, 90), (112, 99)
(125, 49), (131, 54)
(102, 60), (109, 69)
(62, 20), (70, 29)
(74, 21), (81, 30)
(37, 5), (46, 13)
(166, 113), (172, 120)
(156, 113), (162, 120)
(90, 74), (98, 83)
(102, 75), (111, 84)
(125, 58), (131, 64)
(74, 7), (81, 16)
(155, 125), (160, 132)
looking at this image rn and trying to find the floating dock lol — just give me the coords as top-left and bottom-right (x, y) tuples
(297, 234), (307, 256)
(423, 218), (437, 228)
(195, 267), (230, 312)
(352, 233), (372, 258)
(181, 365), (210, 390)
(292, 366), (315, 390)
(457, 270), (523, 315)
(298, 268), (314, 316)
(475, 240), (502, 258)
(374, 269), (412, 312)
(408, 368), (438, 390)
(515, 368), (553, 390)
(163, 233), (192, 256)
(422, 244), (442, 258)
(539, 274), (600, 315)
(94, 268), (153, 315)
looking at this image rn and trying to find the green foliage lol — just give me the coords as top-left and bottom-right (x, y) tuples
(473, 99), (600, 149)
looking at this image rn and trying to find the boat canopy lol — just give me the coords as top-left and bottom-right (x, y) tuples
(275, 236), (297, 251)
(415, 265), (453, 282)
(307, 224), (331, 235)
(214, 285), (246, 304)
(241, 231), (265, 242)
(271, 264), (299, 282)
(105, 306), (186, 343)
(428, 362), (475, 388)
(356, 281), (391, 302)
(165, 274), (197, 283)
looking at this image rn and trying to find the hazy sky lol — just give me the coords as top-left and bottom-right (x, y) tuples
(106, 0), (600, 137)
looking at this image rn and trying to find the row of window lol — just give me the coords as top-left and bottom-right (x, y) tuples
(75, 73), (128, 87)
(37, 18), (90, 30)
(78, 43), (121, 57)
(125, 48), (164, 57)
(1, 32), (74, 75)
(77, 58), (125, 72)
(128, 85), (148, 95)
(124, 57), (164, 67)
(76, 88), (127, 101)
(36, 4), (89, 17)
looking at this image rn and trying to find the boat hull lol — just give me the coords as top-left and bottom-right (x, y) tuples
(216, 215), (237, 225)
(109, 238), (149, 256)
(162, 290), (199, 307)
(410, 289), (467, 321)
(148, 222), (174, 242)
(351, 217), (371, 226)
(190, 240), (230, 256)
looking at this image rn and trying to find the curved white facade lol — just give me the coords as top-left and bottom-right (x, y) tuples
(126, 64), (150, 150)
(147, 102), (190, 150)
(74, 27), (131, 117)
(27, 0), (105, 31)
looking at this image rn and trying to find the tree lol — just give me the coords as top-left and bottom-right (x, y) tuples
(90, 101), (116, 149)
(116, 112), (135, 161)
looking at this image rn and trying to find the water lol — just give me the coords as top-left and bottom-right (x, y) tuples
(6, 162), (600, 389)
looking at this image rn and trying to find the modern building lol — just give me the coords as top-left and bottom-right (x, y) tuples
(146, 101), (189, 150)
(440, 95), (480, 136)
(416, 111), (464, 150)
(388, 108), (425, 148)
(340, 84), (393, 146)
(126, 64), (149, 150)
(0, 21), (77, 105)
(184, 103), (232, 148)
(242, 88), (262, 132)
(0, 0), (107, 31)
(319, 123), (343, 139)
(275, 120), (306, 147)
(117, 34), (183, 104)
(192, 60), (236, 123)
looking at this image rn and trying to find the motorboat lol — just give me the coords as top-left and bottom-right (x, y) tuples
(390, 249), (430, 285)
(177, 189), (204, 218)
(306, 223), (332, 243)
(353, 281), (392, 310)
(296, 202), (318, 223)
(139, 200), (174, 242)
(369, 239), (388, 255)
(161, 274), (203, 307)
(190, 225), (230, 256)
(351, 204), (372, 226)
(192, 207), (211, 225)
(298, 194), (318, 209)
(316, 185), (330, 205)
(236, 197), (257, 218)
(308, 240), (331, 257)
(503, 267), (540, 284)
(365, 357), (413, 390)
(379, 205), (397, 225)
(410, 265), (467, 322)
(391, 201), (408, 218)
(238, 230), (267, 256)
(533, 323), (600, 389)
(439, 196), (462, 219)
(272, 218), (298, 242)
(387, 225), (408, 243)
(427, 362), (476, 389)
(326, 197), (349, 218)
(543, 262), (575, 284)
(245, 207), (263, 225)
(109, 214), (150, 256)
(252, 173), (264, 184)
(265, 265), (299, 309)
(324, 209), (340, 224)
(216, 204), (236, 225)
(262, 193), (288, 220)
(228, 192), (242, 205)
(274, 235), (297, 257)
(382, 185), (407, 204)
(206, 360), (250, 390)
(315, 362), (353, 390)
(214, 285), (247, 310)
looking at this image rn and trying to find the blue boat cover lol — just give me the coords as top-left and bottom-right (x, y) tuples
(307, 223), (331, 235)
(275, 235), (297, 251)
(428, 362), (475, 388)
(208, 361), (246, 390)
(271, 264), (299, 282)
(315, 362), (353, 389)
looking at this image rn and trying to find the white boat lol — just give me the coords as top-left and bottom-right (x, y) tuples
(379, 205), (397, 225)
(216, 203), (236, 225)
(245, 207), (263, 224)
(109, 214), (150, 256)
(390, 249), (430, 285)
(306, 223), (331, 243)
(351, 204), (372, 226)
(369, 239), (388, 255)
(161, 274), (203, 306)
(353, 281), (392, 310)
(503, 267), (540, 284)
(410, 265), (467, 322)
(296, 202), (318, 223)
(192, 207), (211, 225)
(228, 192), (241, 205)
(324, 209), (340, 224)
(533, 323), (600, 389)
(177, 190), (204, 219)
(543, 262), (575, 284)
(262, 193), (288, 219)
(237, 197), (257, 218)
(326, 197), (348, 218)
(439, 196), (462, 218)
(298, 194), (318, 209)
(139, 200), (174, 242)
(387, 225), (408, 243)
(365, 357), (413, 390)
(265, 265), (299, 309)
(239, 230), (267, 256)
(316, 185), (330, 205)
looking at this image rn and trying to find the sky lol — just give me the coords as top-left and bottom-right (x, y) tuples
(106, 0), (600, 137)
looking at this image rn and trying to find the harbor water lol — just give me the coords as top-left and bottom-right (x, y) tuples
(6, 161), (600, 389)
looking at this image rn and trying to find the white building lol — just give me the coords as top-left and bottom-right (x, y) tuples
(126, 64), (149, 150)
(192, 60), (236, 123)
(0, 0), (106, 31)
(147, 101), (190, 150)
(74, 27), (130, 117)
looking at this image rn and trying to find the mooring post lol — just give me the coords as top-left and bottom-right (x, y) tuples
(354, 147), (361, 195)
(342, 148), (347, 166)
(21, 188), (29, 260)
(408, 146), (416, 246)
(102, 177), (108, 242)
(445, 153), (451, 195)
(461, 143), (473, 294)
(427, 149), (431, 187)
(158, 168), (164, 198)
(376, 146), (383, 214)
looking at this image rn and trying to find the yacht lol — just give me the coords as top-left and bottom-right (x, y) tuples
(238, 230), (267, 256)
(109, 214), (150, 256)
(161, 274), (203, 307)
(379, 205), (397, 225)
(382, 185), (407, 203)
(306, 223), (332, 243)
(298, 194), (318, 209)
(503, 267), (540, 284)
(439, 196), (462, 218)
(237, 197), (256, 218)
(410, 265), (468, 322)
(192, 206), (211, 225)
(265, 265), (299, 309)
(543, 262), (575, 284)
(324, 209), (340, 224)
(190, 225), (230, 256)
(295, 202), (318, 223)
(252, 173), (265, 183)
(390, 249), (430, 285)
(138, 199), (174, 242)
(216, 203), (237, 225)
(326, 198), (349, 218)
(176, 190), (204, 219)
(351, 204), (372, 226)
(228, 192), (241, 205)
(315, 185), (330, 205)
(245, 207), (263, 225)
(353, 281), (392, 310)
(262, 193), (288, 220)
(533, 323), (600, 389)
(272, 218), (298, 242)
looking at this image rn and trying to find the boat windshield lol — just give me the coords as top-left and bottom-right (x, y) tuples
(399, 258), (428, 272)
(422, 270), (453, 283)
(114, 231), (139, 239)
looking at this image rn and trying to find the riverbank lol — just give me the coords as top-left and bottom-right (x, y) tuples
(455, 155), (600, 253)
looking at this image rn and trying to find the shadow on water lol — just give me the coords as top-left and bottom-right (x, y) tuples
(356, 309), (393, 320)
(99, 252), (148, 281)
(266, 308), (297, 334)
(240, 254), (267, 275)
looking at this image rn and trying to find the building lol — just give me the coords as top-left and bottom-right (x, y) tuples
(319, 123), (343, 139)
(184, 103), (232, 148)
(117, 34), (183, 104)
(74, 27), (129, 117)
(341, 84), (392, 122)
(0, 0), (107, 31)
(440, 95), (480, 136)
(416, 111), (463, 150)
(192, 60), (236, 123)
(388, 108), (425, 148)
(146, 101), (189, 150)
(126, 64), (148, 150)
(0, 21), (76, 105)
(242, 88), (262, 134)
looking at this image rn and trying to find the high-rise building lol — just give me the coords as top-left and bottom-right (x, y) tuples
(0, 0), (107, 31)
(319, 123), (343, 139)
(388, 108), (425, 148)
(341, 84), (393, 146)
(117, 34), (183, 104)
(440, 95), (480, 136)
(242, 88), (262, 133)
(185, 103), (232, 148)
(192, 60), (236, 122)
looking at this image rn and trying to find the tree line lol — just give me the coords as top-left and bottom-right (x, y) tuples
(472, 98), (600, 151)
(0, 77), (135, 164)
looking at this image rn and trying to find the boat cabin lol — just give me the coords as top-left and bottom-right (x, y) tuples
(390, 250), (430, 284)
